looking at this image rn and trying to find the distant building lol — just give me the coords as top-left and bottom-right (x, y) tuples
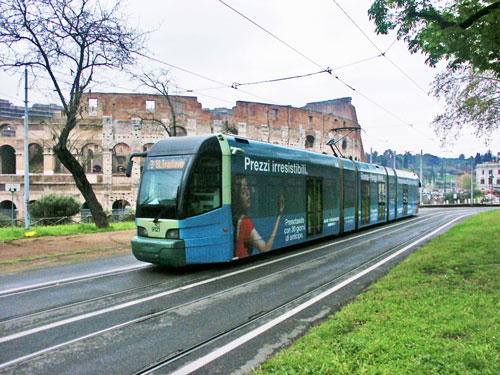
(0, 93), (365, 220)
(476, 161), (500, 193)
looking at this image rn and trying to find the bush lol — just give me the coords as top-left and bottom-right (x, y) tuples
(0, 213), (12, 227)
(30, 194), (81, 225)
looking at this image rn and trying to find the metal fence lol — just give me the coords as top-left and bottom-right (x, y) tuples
(0, 211), (135, 228)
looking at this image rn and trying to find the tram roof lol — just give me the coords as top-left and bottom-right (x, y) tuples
(147, 134), (217, 156)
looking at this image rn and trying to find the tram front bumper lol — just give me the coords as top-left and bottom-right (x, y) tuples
(131, 235), (186, 267)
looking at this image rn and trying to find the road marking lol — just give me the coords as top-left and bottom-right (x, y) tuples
(0, 214), (442, 346)
(0, 264), (150, 297)
(168, 214), (469, 375)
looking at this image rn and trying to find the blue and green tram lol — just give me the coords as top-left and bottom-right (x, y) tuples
(126, 134), (420, 267)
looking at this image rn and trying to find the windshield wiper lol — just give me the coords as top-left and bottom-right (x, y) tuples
(152, 187), (180, 223)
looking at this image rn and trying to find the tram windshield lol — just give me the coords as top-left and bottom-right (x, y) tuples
(136, 156), (189, 220)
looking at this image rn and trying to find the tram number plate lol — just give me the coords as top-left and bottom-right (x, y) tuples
(151, 224), (161, 233)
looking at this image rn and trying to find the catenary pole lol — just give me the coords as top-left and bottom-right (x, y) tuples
(24, 68), (30, 230)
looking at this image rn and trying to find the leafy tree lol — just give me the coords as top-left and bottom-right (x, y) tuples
(368, 0), (500, 76)
(0, 0), (144, 228)
(431, 65), (499, 142)
(458, 174), (472, 190)
(484, 150), (493, 162)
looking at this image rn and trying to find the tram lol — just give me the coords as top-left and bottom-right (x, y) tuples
(126, 134), (419, 267)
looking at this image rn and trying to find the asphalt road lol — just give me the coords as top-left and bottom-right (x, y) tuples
(0, 207), (490, 374)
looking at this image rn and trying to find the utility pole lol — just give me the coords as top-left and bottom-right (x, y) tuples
(393, 150), (396, 169)
(24, 67), (30, 230)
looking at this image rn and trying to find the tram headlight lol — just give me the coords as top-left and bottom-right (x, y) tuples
(137, 226), (148, 237)
(166, 229), (179, 239)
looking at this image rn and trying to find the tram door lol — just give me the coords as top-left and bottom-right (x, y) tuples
(306, 177), (323, 237)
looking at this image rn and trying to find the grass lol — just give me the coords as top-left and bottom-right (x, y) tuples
(253, 210), (500, 375)
(0, 221), (136, 242)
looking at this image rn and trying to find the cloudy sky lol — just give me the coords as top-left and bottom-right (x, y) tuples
(1, 0), (498, 158)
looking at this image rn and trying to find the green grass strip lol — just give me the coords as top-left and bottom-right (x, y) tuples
(254, 210), (500, 375)
(0, 221), (136, 242)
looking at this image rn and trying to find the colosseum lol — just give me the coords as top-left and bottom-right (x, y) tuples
(0, 94), (365, 221)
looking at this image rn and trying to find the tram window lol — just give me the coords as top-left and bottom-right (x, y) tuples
(343, 169), (356, 209)
(306, 177), (323, 237)
(378, 182), (386, 221)
(361, 180), (370, 225)
(402, 184), (409, 204)
(389, 177), (396, 205)
(323, 177), (338, 210)
(185, 155), (222, 217)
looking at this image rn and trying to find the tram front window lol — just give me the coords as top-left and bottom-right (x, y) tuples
(136, 156), (189, 220)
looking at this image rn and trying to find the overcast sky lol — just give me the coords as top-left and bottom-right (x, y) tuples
(1, 0), (498, 158)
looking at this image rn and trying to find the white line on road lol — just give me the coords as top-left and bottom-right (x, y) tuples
(0, 213), (448, 352)
(0, 213), (442, 347)
(0, 263), (151, 297)
(0, 215), (454, 369)
(167, 214), (469, 375)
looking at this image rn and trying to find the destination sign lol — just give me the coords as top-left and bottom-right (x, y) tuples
(147, 157), (186, 170)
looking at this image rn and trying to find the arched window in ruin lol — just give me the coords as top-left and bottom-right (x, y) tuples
(0, 145), (16, 174)
(81, 143), (103, 173)
(305, 135), (315, 149)
(29, 143), (44, 173)
(112, 199), (131, 221)
(81, 202), (92, 222)
(173, 126), (187, 137)
(342, 138), (348, 150)
(112, 143), (131, 174)
(0, 200), (16, 219)
(0, 124), (16, 137)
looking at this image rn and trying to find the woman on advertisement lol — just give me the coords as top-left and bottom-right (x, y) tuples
(232, 174), (285, 258)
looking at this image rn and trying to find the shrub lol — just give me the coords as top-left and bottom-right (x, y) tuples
(0, 213), (12, 227)
(30, 195), (81, 225)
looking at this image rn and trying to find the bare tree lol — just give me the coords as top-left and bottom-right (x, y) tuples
(0, 0), (144, 227)
(134, 70), (186, 137)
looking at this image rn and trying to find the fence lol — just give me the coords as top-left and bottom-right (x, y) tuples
(0, 211), (135, 228)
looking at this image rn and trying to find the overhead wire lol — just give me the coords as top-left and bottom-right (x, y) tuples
(217, 0), (424, 132)
(133, 51), (281, 104)
(330, 0), (438, 102)
(231, 68), (332, 88)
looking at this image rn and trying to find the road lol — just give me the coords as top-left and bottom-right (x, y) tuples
(0, 207), (488, 374)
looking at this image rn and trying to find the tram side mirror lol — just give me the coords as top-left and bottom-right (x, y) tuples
(125, 152), (148, 177)
(125, 159), (134, 177)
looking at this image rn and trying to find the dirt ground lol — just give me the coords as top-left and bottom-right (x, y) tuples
(0, 230), (136, 274)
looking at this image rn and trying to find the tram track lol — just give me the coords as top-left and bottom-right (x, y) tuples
(135, 212), (472, 374)
(0, 211), (444, 329)
(0, 210), (464, 371)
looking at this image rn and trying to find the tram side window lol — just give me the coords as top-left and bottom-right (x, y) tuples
(343, 169), (356, 209)
(361, 180), (370, 225)
(402, 184), (409, 205)
(378, 182), (386, 220)
(185, 155), (222, 217)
